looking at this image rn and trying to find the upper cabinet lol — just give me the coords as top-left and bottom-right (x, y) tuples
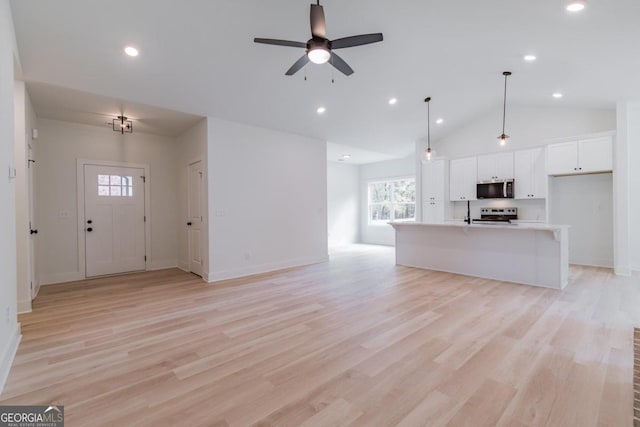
(547, 136), (613, 176)
(477, 152), (514, 181)
(514, 148), (546, 199)
(449, 157), (477, 201)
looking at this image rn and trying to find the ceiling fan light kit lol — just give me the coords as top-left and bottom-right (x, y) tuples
(254, 1), (383, 76)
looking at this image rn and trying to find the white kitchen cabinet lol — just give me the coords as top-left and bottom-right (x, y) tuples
(449, 157), (477, 201)
(547, 136), (612, 175)
(423, 200), (445, 224)
(477, 152), (514, 181)
(515, 147), (547, 199)
(422, 159), (448, 223)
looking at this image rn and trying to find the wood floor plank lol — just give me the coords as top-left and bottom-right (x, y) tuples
(0, 245), (635, 426)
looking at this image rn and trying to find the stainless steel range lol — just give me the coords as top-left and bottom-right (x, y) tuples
(472, 207), (518, 224)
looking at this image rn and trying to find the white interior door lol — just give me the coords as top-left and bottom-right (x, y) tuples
(187, 161), (204, 276)
(84, 164), (146, 277)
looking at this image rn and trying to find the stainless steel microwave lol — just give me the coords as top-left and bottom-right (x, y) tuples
(476, 179), (514, 199)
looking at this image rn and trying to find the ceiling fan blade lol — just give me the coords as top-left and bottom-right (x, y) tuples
(310, 4), (326, 39)
(285, 55), (310, 76)
(329, 52), (354, 76)
(331, 33), (384, 49)
(254, 38), (307, 49)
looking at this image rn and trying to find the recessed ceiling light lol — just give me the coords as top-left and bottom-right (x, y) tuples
(524, 55), (537, 62)
(388, 98), (397, 105)
(552, 93), (563, 99)
(436, 118), (444, 124)
(316, 107), (326, 114)
(123, 46), (139, 57)
(342, 154), (351, 159)
(566, 0), (586, 12)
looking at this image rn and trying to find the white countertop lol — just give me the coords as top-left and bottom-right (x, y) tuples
(389, 221), (570, 232)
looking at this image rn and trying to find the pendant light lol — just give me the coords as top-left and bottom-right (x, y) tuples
(424, 97), (432, 160)
(498, 71), (512, 146)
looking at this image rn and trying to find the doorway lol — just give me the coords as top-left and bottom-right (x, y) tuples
(82, 163), (147, 277)
(187, 160), (204, 276)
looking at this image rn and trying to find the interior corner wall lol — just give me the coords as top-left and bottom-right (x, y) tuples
(206, 117), (328, 281)
(35, 119), (179, 284)
(359, 156), (416, 246)
(626, 101), (640, 271)
(175, 118), (208, 275)
(327, 161), (359, 247)
(0, 0), (21, 394)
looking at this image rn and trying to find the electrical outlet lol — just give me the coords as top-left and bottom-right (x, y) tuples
(59, 211), (70, 219)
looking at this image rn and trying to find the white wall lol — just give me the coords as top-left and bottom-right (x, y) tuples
(175, 118), (208, 273)
(549, 173), (613, 267)
(428, 105), (616, 159)
(0, 0), (21, 394)
(36, 119), (179, 284)
(359, 156), (416, 246)
(206, 117), (328, 281)
(626, 102), (640, 271)
(327, 161), (359, 247)
(13, 81), (36, 313)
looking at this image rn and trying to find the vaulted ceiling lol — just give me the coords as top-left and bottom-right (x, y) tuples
(10, 0), (640, 157)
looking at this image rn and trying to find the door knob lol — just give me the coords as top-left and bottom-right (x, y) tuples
(86, 227), (93, 232)
(87, 220), (93, 224)
(30, 229), (38, 235)
(187, 222), (192, 226)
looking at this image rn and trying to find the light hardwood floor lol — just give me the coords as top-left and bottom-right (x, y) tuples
(0, 244), (637, 426)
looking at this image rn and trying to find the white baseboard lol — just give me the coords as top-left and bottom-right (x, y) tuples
(147, 259), (178, 271)
(208, 255), (329, 283)
(177, 260), (189, 272)
(0, 323), (21, 396)
(17, 299), (31, 314)
(40, 271), (84, 286)
(615, 265), (633, 276)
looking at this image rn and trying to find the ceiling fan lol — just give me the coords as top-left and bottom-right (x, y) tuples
(254, 1), (383, 76)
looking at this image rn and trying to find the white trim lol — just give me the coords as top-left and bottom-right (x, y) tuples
(76, 159), (151, 279)
(543, 130), (616, 145)
(40, 272), (84, 285)
(147, 259), (178, 271)
(0, 323), (21, 395)
(615, 266), (632, 276)
(207, 255), (329, 283)
(17, 300), (31, 314)
(177, 261), (189, 272)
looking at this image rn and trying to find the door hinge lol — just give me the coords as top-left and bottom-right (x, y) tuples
(141, 176), (146, 183)
(144, 255), (147, 262)
(144, 216), (146, 222)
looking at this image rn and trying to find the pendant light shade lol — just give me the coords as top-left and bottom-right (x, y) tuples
(498, 71), (511, 146)
(424, 97), (432, 160)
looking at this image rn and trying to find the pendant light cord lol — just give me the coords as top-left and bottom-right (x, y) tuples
(502, 74), (507, 134)
(424, 97), (431, 151)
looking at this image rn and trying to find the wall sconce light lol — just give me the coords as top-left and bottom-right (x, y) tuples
(113, 116), (133, 134)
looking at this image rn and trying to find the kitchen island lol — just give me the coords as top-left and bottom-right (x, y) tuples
(389, 222), (569, 289)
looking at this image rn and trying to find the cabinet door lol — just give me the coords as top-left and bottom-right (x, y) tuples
(579, 136), (612, 173)
(547, 141), (578, 175)
(495, 152), (515, 179)
(422, 159), (445, 201)
(422, 200), (445, 224)
(530, 148), (547, 198)
(514, 150), (533, 199)
(476, 155), (496, 181)
(449, 157), (477, 201)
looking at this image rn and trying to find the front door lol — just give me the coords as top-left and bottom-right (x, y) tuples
(84, 164), (146, 277)
(187, 161), (203, 276)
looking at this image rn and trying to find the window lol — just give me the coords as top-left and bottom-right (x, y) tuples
(98, 175), (133, 197)
(368, 178), (415, 224)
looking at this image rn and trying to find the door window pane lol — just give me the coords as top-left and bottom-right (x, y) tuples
(98, 175), (135, 197)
